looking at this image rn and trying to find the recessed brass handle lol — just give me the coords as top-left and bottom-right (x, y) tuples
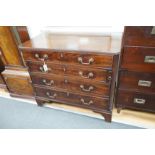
(46, 92), (57, 99)
(144, 56), (155, 63)
(80, 85), (94, 92)
(138, 80), (152, 87)
(35, 53), (48, 61)
(134, 98), (146, 104)
(42, 79), (54, 86)
(79, 71), (94, 79)
(151, 27), (155, 34)
(80, 98), (93, 105)
(78, 57), (94, 65)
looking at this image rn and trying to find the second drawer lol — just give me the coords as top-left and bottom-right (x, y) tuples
(26, 61), (112, 83)
(119, 71), (155, 94)
(121, 47), (155, 73)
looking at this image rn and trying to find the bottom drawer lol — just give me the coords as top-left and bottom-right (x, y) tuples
(34, 86), (110, 110)
(117, 90), (155, 112)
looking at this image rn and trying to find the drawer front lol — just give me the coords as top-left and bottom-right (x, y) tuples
(119, 71), (155, 94)
(31, 74), (110, 97)
(124, 26), (155, 46)
(121, 47), (155, 72)
(27, 61), (62, 75)
(34, 86), (110, 110)
(27, 61), (112, 83)
(22, 50), (113, 68)
(117, 90), (155, 111)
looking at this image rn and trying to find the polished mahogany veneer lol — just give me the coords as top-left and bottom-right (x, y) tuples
(117, 90), (155, 112)
(27, 61), (112, 83)
(22, 50), (114, 68)
(121, 47), (155, 73)
(119, 71), (155, 94)
(30, 73), (110, 98)
(34, 86), (110, 110)
(123, 26), (155, 46)
(20, 33), (122, 122)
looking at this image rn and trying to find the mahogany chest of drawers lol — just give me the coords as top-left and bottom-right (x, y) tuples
(116, 26), (155, 113)
(19, 33), (121, 122)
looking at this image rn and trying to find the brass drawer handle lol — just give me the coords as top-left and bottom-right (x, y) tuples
(78, 57), (94, 65)
(105, 70), (112, 83)
(80, 98), (93, 105)
(144, 56), (155, 63)
(107, 75), (112, 81)
(80, 85), (94, 92)
(134, 98), (146, 104)
(46, 92), (57, 99)
(35, 53), (48, 61)
(64, 79), (68, 83)
(39, 66), (51, 72)
(39, 66), (44, 72)
(79, 71), (94, 79)
(42, 79), (54, 86)
(138, 80), (152, 87)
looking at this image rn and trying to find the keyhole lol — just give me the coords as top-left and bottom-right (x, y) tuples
(63, 67), (66, 72)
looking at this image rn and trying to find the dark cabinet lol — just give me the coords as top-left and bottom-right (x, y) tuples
(116, 26), (155, 113)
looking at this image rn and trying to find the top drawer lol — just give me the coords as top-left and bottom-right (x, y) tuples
(22, 50), (114, 68)
(121, 47), (155, 72)
(124, 26), (155, 46)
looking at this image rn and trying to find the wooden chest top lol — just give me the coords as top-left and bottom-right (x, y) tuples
(19, 33), (122, 54)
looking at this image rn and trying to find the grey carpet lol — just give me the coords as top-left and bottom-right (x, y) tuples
(0, 97), (142, 129)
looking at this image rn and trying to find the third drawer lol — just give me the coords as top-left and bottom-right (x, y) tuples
(26, 61), (112, 83)
(119, 70), (155, 94)
(30, 73), (110, 98)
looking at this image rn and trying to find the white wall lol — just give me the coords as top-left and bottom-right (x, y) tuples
(27, 26), (124, 38)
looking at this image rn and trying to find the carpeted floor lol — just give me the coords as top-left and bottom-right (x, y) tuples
(0, 97), (142, 129)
